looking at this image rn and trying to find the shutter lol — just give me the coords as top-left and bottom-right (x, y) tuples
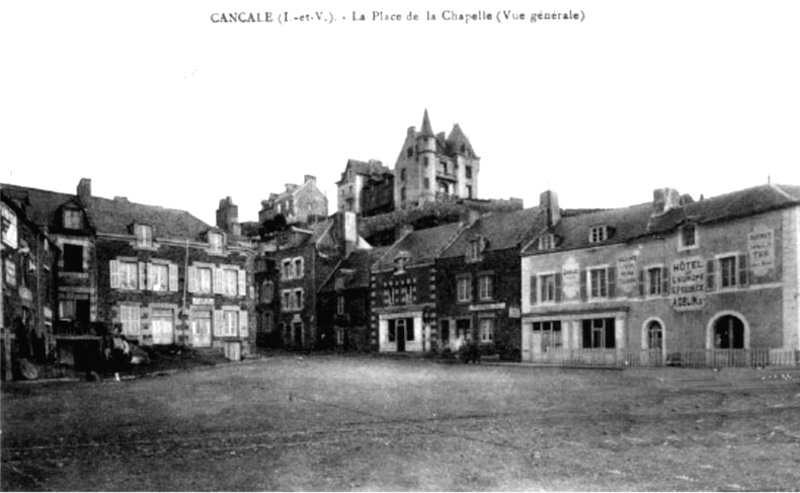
(239, 310), (248, 338)
(607, 267), (616, 298)
(582, 320), (591, 349)
(148, 262), (156, 290)
(213, 310), (224, 337)
(580, 269), (587, 301)
(110, 260), (120, 288)
(638, 269), (645, 297)
(214, 268), (223, 294)
(661, 266), (669, 296)
(138, 262), (147, 290)
(169, 264), (178, 292)
(606, 319), (615, 349)
(738, 254), (748, 287)
(188, 266), (197, 293)
(238, 269), (246, 298)
(554, 272), (562, 302)
(131, 306), (141, 335)
(706, 259), (716, 291)
(529, 275), (537, 305)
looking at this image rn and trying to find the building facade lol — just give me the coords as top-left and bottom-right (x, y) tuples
(259, 174), (328, 227)
(394, 110), (480, 209)
(520, 184), (800, 366)
(370, 222), (464, 353)
(436, 207), (545, 360)
(336, 159), (393, 216)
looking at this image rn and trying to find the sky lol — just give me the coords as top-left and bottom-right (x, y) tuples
(2, 0), (799, 226)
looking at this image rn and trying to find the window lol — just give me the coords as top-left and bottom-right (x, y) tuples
(589, 226), (608, 243)
(261, 281), (274, 303)
(282, 290), (292, 310)
(407, 147), (413, 158)
(223, 311), (238, 337)
(391, 284), (411, 305)
(647, 267), (664, 296)
(540, 274), (556, 302)
(679, 224), (697, 249)
(4, 259), (16, 286)
(400, 168), (406, 181)
(197, 267), (212, 294)
(533, 321), (562, 350)
(457, 276), (471, 302)
(468, 238), (482, 262)
(466, 166), (472, 179)
(294, 289), (304, 310)
(337, 295), (345, 315)
(209, 232), (223, 253)
(294, 258), (304, 278)
(647, 321), (663, 350)
(539, 234), (555, 251)
(135, 224), (153, 247)
(479, 318), (494, 342)
(120, 305), (141, 337)
(150, 263), (168, 291)
(63, 209), (83, 229)
(720, 256), (737, 288)
(119, 261), (138, 290)
(440, 320), (450, 342)
(424, 178), (430, 190)
(424, 157), (429, 167)
(282, 259), (292, 279)
(478, 275), (493, 301)
(223, 269), (238, 296)
(466, 185), (473, 198)
(398, 318), (414, 341)
(401, 188), (406, 201)
(582, 318), (615, 349)
(394, 255), (407, 274)
(589, 268), (608, 298)
(63, 244), (84, 273)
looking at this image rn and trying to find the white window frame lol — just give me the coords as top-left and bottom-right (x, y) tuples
(479, 318), (495, 342)
(150, 263), (169, 292)
(468, 239), (482, 262)
(119, 261), (139, 290)
(119, 305), (141, 337)
(539, 234), (555, 251)
(282, 259), (293, 280)
(222, 310), (238, 337)
(223, 268), (238, 296)
(539, 272), (557, 303)
(294, 289), (304, 310)
(294, 257), (304, 279)
(209, 232), (224, 254)
(282, 289), (292, 310)
(63, 209), (82, 229)
(478, 274), (493, 301)
(716, 253), (739, 290)
(457, 276), (471, 303)
(337, 295), (345, 315)
(197, 266), (213, 294)
(646, 264), (665, 297)
(589, 226), (608, 244)
(135, 224), (153, 248)
(589, 266), (609, 299)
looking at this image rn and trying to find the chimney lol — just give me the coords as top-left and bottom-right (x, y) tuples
(539, 190), (560, 228)
(652, 188), (682, 216)
(460, 208), (480, 225)
(396, 223), (414, 240)
(77, 178), (91, 203)
(335, 211), (358, 257)
(304, 174), (316, 184)
(216, 196), (241, 236)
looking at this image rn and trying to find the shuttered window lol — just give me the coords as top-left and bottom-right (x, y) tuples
(589, 268), (608, 298)
(119, 305), (141, 337)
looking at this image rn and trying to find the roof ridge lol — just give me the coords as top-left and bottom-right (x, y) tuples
(769, 182), (799, 202)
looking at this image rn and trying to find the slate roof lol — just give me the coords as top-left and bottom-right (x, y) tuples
(420, 109), (434, 136)
(522, 183), (800, 255)
(374, 222), (464, 270)
(337, 159), (391, 184)
(319, 247), (389, 293)
(446, 123), (477, 157)
(440, 207), (544, 259)
(2, 182), (211, 241)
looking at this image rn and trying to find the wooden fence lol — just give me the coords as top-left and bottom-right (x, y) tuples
(529, 348), (800, 368)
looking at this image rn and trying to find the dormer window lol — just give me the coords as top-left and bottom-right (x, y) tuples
(209, 232), (224, 253)
(539, 234), (555, 251)
(679, 223), (698, 250)
(63, 209), (82, 229)
(468, 238), (484, 262)
(394, 254), (408, 274)
(135, 224), (153, 248)
(589, 226), (608, 244)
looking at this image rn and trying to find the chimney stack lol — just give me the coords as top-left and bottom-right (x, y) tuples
(460, 208), (480, 226)
(539, 190), (560, 228)
(652, 188), (682, 216)
(77, 178), (92, 203)
(304, 174), (316, 184)
(335, 211), (358, 257)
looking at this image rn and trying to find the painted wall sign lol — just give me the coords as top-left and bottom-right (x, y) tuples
(561, 258), (580, 300)
(192, 297), (215, 306)
(469, 302), (506, 312)
(508, 307), (521, 319)
(670, 257), (706, 311)
(748, 225), (774, 276)
(1, 203), (18, 249)
(616, 251), (639, 295)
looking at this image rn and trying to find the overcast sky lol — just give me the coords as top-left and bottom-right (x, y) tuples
(2, 1), (798, 225)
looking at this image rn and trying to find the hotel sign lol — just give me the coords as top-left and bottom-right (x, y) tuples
(748, 225), (774, 277)
(561, 257), (580, 301)
(670, 257), (706, 311)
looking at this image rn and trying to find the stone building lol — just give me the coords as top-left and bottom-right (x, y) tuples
(370, 222), (466, 353)
(2, 180), (255, 359)
(258, 175), (328, 227)
(394, 110), (480, 209)
(520, 184), (800, 366)
(1, 191), (60, 379)
(336, 159), (394, 217)
(436, 207), (545, 360)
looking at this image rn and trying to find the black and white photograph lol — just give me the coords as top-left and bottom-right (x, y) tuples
(2, 0), (800, 490)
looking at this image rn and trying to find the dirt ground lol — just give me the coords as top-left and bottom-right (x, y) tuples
(2, 355), (800, 491)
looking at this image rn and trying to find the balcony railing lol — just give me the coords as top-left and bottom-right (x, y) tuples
(528, 348), (800, 368)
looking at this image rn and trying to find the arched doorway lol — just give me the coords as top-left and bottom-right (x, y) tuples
(647, 320), (663, 351)
(713, 315), (745, 349)
(642, 318), (665, 365)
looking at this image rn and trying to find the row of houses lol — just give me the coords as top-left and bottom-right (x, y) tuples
(257, 183), (800, 367)
(2, 179), (255, 378)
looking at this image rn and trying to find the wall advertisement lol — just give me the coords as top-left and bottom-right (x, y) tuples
(670, 256), (706, 311)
